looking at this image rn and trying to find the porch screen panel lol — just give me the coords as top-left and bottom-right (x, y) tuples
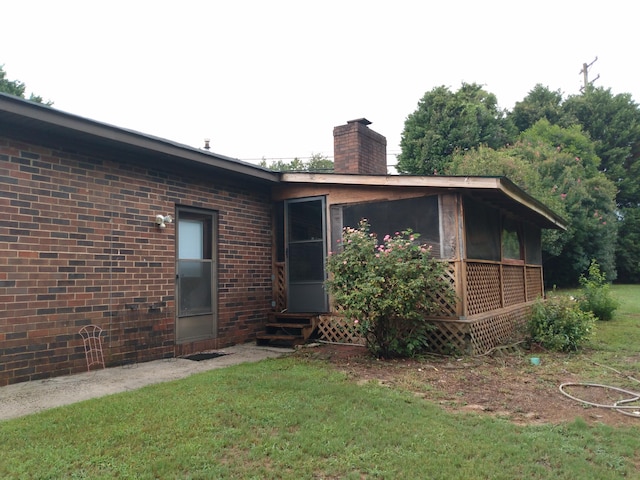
(464, 197), (500, 261)
(340, 196), (440, 257)
(502, 218), (522, 260)
(523, 223), (542, 265)
(288, 242), (325, 282)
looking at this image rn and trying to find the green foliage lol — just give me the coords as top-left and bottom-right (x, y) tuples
(563, 87), (640, 208)
(561, 88), (640, 282)
(527, 293), (596, 352)
(616, 207), (640, 283)
(401, 81), (640, 284)
(578, 259), (619, 321)
(260, 153), (333, 172)
(0, 64), (51, 104)
(325, 220), (456, 358)
(397, 83), (514, 175)
(509, 84), (572, 132)
(448, 120), (618, 286)
(527, 122), (619, 285)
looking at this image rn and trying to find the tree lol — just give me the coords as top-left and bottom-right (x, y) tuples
(397, 83), (514, 175)
(518, 121), (617, 285)
(0, 65), (51, 104)
(616, 207), (640, 283)
(563, 87), (640, 283)
(401, 81), (640, 283)
(447, 143), (567, 258)
(562, 87), (640, 207)
(447, 119), (618, 286)
(509, 84), (572, 132)
(260, 153), (333, 172)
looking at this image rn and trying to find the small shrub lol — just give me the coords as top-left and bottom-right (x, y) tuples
(325, 220), (456, 358)
(578, 259), (619, 321)
(527, 294), (596, 352)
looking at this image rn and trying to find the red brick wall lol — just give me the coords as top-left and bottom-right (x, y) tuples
(0, 137), (273, 385)
(333, 119), (387, 175)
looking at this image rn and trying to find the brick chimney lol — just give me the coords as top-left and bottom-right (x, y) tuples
(333, 118), (387, 175)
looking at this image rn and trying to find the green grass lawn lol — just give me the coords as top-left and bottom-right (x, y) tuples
(1, 285), (639, 479)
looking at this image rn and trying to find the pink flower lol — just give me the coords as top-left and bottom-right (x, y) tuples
(560, 193), (567, 199)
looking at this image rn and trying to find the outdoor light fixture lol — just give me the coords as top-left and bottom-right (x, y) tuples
(155, 214), (173, 229)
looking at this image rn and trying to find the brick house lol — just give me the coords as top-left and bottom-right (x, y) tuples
(0, 95), (565, 386)
(0, 93), (278, 385)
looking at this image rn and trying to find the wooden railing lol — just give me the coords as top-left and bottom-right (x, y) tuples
(274, 262), (286, 312)
(464, 261), (542, 317)
(273, 259), (542, 320)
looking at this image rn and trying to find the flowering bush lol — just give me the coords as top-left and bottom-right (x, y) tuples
(325, 220), (456, 358)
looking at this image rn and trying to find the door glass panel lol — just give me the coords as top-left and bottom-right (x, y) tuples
(178, 260), (213, 316)
(176, 208), (217, 342)
(179, 220), (204, 259)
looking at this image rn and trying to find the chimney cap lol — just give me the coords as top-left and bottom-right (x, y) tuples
(347, 118), (372, 126)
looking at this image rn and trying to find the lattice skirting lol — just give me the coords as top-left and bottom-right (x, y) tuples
(317, 303), (532, 354)
(317, 315), (365, 345)
(427, 303), (533, 355)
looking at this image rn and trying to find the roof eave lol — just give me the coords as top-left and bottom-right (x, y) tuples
(0, 93), (279, 183)
(280, 172), (567, 230)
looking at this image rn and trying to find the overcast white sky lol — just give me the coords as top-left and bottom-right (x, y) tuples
(3, 1), (639, 168)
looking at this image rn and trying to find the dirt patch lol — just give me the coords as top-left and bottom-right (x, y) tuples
(294, 343), (639, 427)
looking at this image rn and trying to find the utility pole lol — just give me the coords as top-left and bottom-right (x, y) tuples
(580, 57), (600, 93)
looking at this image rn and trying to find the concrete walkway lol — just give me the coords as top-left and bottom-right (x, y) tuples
(0, 343), (293, 421)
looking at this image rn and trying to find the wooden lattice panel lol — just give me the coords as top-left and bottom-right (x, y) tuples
(503, 265), (525, 307)
(467, 304), (531, 354)
(428, 304), (532, 355)
(274, 262), (286, 312)
(426, 320), (470, 355)
(525, 266), (543, 301)
(319, 304), (533, 355)
(316, 315), (365, 345)
(426, 262), (458, 317)
(466, 262), (501, 315)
